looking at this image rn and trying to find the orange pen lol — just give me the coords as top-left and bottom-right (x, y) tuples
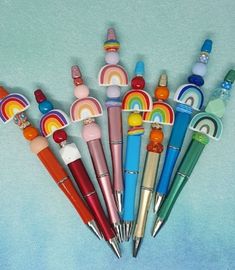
(0, 86), (101, 239)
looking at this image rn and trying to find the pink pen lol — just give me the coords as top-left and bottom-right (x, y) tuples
(70, 65), (123, 242)
(98, 28), (128, 212)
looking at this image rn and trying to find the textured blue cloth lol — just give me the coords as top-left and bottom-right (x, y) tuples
(0, 0), (235, 269)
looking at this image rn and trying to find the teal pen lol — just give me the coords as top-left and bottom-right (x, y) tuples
(152, 69), (235, 237)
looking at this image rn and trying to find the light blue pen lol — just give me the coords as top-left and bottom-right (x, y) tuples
(122, 61), (153, 240)
(154, 39), (213, 213)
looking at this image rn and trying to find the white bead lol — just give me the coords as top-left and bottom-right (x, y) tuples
(106, 85), (121, 98)
(192, 62), (207, 77)
(105, 51), (119, 64)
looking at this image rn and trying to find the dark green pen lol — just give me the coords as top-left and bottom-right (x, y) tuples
(152, 69), (235, 237)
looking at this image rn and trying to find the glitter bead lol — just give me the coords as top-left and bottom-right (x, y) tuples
(105, 51), (119, 64)
(128, 112), (142, 127)
(192, 62), (207, 77)
(23, 126), (39, 141)
(154, 86), (169, 100)
(74, 84), (89, 99)
(106, 85), (121, 98)
(188, 74), (204, 86)
(53, 129), (67, 144)
(199, 52), (209, 64)
(131, 76), (145, 89)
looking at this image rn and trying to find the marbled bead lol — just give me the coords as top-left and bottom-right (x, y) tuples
(188, 74), (204, 86)
(106, 85), (121, 98)
(192, 62), (207, 77)
(74, 84), (89, 99)
(221, 81), (232, 90)
(105, 51), (119, 64)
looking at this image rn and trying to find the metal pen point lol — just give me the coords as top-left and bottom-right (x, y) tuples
(115, 191), (123, 213)
(108, 237), (122, 259)
(123, 221), (133, 241)
(113, 222), (123, 242)
(87, 220), (103, 240)
(152, 217), (164, 237)
(154, 193), (165, 214)
(133, 237), (142, 257)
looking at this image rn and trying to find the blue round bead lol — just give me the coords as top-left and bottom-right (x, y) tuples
(221, 81), (232, 90)
(188, 74), (204, 86)
(39, 100), (54, 114)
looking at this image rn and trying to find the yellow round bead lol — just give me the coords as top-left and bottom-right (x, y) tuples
(23, 126), (39, 141)
(128, 112), (142, 127)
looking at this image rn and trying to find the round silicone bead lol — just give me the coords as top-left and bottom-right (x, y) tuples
(74, 84), (89, 99)
(155, 86), (169, 100)
(149, 128), (164, 143)
(106, 85), (121, 98)
(39, 100), (54, 114)
(82, 122), (101, 142)
(105, 51), (119, 64)
(128, 112), (142, 127)
(23, 126), (39, 141)
(131, 76), (145, 89)
(53, 129), (67, 144)
(188, 74), (204, 86)
(192, 62), (207, 77)
(30, 136), (49, 154)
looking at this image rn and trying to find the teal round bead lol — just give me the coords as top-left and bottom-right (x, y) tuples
(39, 100), (54, 114)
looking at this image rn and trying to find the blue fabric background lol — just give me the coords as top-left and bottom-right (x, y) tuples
(0, 0), (234, 269)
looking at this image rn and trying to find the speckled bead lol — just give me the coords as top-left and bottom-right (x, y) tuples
(192, 62), (207, 77)
(74, 84), (90, 99)
(188, 74), (204, 86)
(105, 51), (119, 64)
(106, 85), (121, 98)
(199, 52), (209, 64)
(221, 81), (232, 90)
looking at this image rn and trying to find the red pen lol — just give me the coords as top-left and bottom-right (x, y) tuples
(34, 89), (121, 258)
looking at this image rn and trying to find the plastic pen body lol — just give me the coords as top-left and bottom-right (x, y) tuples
(58, 142), (115, 241)
(155, 104), (192, 212)
(152, 133), (208, 236)
(107, 106), (123, 212)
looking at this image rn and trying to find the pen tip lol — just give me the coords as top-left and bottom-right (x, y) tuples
(115, 191), (123, 214)
(87, 220), (103, 240)
(154, 193), (165, 214)
(133, 237), (142, 258)
(152, 218), (163, 237)
(108, 237), (122, 259)
(123, 221), (133, 241)
(113, 222), (123, 242)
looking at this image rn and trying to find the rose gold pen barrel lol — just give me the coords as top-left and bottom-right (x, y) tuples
(107, 106), (123, 213)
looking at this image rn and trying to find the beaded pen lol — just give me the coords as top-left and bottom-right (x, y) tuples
(154, 39), (213, 213)
(0, 86), (100, 239)
(152, 69), (235, 236)
(122, 61), (153, 241)
(98, 28), (128, 213)
(70, 65), (123, 245)
(34, 89), (121, 258)
(132, 73), (174, 257)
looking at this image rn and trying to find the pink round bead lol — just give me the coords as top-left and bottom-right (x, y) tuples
(105, 51), (119, 65)
(106, 85), (121, 98)
(82, 122), (101, 142)
(74, 84), (89, 99)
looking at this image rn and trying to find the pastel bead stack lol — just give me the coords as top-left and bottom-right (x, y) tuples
(188, 39), (212, 87)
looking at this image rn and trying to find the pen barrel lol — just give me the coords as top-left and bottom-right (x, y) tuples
(123, 134), (142, 222)
(87, 139), (120, 225)
(68, 159), (115, 240)
(156, 106), (192, 195)
(134, 152), (161, 238)
(31, 138), (93, 224)
(158, 137), (206, 221)
(108, 106), (123, 192)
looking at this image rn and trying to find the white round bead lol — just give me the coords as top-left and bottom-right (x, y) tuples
(105, 51), (119, 65)
(192, 62), (207, 76)
(106, 85), (121, 98)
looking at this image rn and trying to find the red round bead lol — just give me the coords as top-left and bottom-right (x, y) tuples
(53, 129), (67, 144)
(131, 76), (145, 89)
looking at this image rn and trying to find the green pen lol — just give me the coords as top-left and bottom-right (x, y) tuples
(152, 69), (235, 237)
